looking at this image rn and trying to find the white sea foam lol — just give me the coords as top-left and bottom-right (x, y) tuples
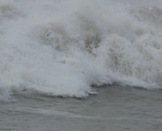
(0, 0), (162, 99)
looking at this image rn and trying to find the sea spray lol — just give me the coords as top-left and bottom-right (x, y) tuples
(0, 0), (162, 100)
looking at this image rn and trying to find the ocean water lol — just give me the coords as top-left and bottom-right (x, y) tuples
(0, 0), (162, 99)
(0, 0), (162, 130)
(1, 87), (162, 131)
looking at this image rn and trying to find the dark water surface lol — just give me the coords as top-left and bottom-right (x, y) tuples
(0, 86), (162, 131)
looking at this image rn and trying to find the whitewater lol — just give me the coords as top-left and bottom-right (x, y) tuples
(0, 0), (162, 100)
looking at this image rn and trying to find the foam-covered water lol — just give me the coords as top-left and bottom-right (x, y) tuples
(0, 0), (162, 100)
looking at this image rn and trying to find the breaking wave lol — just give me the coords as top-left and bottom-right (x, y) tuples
(0, 0), (162, 100)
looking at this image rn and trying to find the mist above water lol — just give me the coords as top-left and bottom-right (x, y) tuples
(0, 0), (162, 100)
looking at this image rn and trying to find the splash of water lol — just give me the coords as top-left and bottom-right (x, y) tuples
(0, 0), (162, 100)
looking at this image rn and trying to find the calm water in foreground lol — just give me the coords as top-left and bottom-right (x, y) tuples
(0, 86), (162, 131)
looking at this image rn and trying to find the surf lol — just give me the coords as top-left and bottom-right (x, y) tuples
(0, 0), (162, 100)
